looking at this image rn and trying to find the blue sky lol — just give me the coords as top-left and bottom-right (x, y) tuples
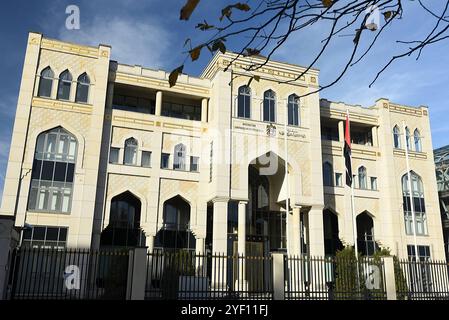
(0, 0), (448, 202)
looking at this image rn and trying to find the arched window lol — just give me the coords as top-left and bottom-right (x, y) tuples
(57, 70), (72, 100)
(323, 209), (343, 256)
(402, 172), (427, 235)
(393, 125), (401, 149)
(323, 162), (333, 187)
(174, 143), (186, 170)
(414, 129), (422, 152)
(263, 90), (276, 122)
(358, 166), (367, 189)
(100, 192), (145, 247)
(405, 127), (411, 151)
(38, 67), (54, 98)
(155, 196), (195, 251)
(124, 138), (138, 165)
(28, 127), (77, 213)
(356, 212), (376, 256)
(75, 73), (90, 103)
(237, 85), (251, 118)
(287, 94), (299, 126)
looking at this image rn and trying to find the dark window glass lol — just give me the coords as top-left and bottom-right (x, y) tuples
(33, 227), (46, 240)
(46, 228), (59, 241)
(32, 160), (42, 180)
(57, 70), (72, 100)
(38, 68), (54, 98)
(161, 153), (170, 169)
(54, 162), (67, 182)
(41, 161), (54, 181)
(23, 228), (32, 240)
(237, 86), (251, 119)
(75, 73), (90, 103)
(66, 163), (75, 182)
(59, 228), (67, 241)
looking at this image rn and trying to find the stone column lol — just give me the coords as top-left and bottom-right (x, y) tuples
(287, 206), (301, 256)
(201, 98), (208, 122)
(212, 199), (228, 293)
(155, 91), (162, 116)
(371, 126), (379, 147)
(237, 201), (247, 290)
(308, 206), (325, 257)
(338, 120), (344, 142)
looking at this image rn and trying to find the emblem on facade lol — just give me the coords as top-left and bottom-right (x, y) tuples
(266, 124), (277, 137)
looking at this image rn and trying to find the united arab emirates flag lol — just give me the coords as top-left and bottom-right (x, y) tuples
(344, 112), (352, 187)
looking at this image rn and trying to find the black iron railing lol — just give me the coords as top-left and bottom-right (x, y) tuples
(145, 250), (273, 300)
(7, 247), (129, 300)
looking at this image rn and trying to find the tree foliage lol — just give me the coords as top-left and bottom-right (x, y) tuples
(170, 0), (449, 93)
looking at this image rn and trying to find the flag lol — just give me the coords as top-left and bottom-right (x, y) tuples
(344, 111), (352, 187)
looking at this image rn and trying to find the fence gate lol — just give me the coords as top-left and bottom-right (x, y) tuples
(7, 247), (130, 300)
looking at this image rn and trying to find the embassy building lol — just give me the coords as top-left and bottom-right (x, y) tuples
(0, 32), (445, 272)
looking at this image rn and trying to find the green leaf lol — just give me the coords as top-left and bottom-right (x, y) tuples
(212, 39), (226, 54)
(196, 20), (215, 31)
(169, 65), (184, 87)
(180, 0), (200, 21)
(244, 48), (260, 56)
(234, 3), (251, 12)
(190, 46), (203, 62)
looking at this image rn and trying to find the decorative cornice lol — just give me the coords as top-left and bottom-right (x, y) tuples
(32, 97), (93, 114)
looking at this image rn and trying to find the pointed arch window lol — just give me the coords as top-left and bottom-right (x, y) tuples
(75, 73), (90, 103)
(402, 172), (427, 235)
(323, 162), (333, 187)
(38, 67), (54, 98)
(263, 90), (276, 122)
(287, 94), (299, 126)
(28, 127), (77, 213)
(358, 166), (367, 189)
(57, 70), (72, 100)
(414, 129), (422, 152)
(393, 125), (401, 149)
(174, 143), (186, 170)
(405, 127), (412, 151)
(124, 138), (138, 165)
(237, 85), (251, 119)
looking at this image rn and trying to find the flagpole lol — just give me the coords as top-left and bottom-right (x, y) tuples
(402, 120), (420, 263)
(346, 109), (361, 293)
(284, 99), (291, 255)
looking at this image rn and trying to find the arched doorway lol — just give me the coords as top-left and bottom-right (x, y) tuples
(100, 191), (145, 248)
(323, 209), (343, 256)
(155, 195), (196, 252)
(356, 212), (377, 256)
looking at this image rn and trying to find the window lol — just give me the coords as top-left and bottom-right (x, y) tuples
(406, 127), (411, 151)
(113, 94), (155, 114)
(190, 156), (199, 172)
(414, 129), (422, 152)
(393, 125), (401, 149)
(237, 85), (251, 119)
(161, 153), (170, 169)
(141, 151), (152, 168)
(57, 70), (72, 100)
(174, 144), (186, 170)
(109, 147), (119, 164)
(161, 102), (201, 120)
(38, 67), (54, 98)
(288, 94), (299, 126)
(370, 177), (377, 190)
(28, 127), (77, 214)
(335, 173), (343, 187)
(358, 166), (367, 189)
(263, 90), (276, 123)
(402, 172), (428, 236)
(75, 73), (90, 103)
(323, 162), (333, 187)
(124, 138), (138, 165)
(407, 245), (431, 261)
(22, 226), (68, 248)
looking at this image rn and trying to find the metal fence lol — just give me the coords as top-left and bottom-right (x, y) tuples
(396, 259), (449, 300)
(284, 255), (387, 300)
(145, 250), (273, 300)
(6, 247), (130, 300)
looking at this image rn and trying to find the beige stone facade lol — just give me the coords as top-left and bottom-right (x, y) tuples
(0, 32), (445, 261)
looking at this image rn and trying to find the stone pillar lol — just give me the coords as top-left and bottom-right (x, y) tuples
(126, 247), (148, 300)
(211, 199), (228, 293)
(272, 253), (285, 300)
(146, 233), (155, 253)
(382, 256), (397, 300)
(0, 218), (18, 300)
(287, 207), (301, 256)
(308, 206), (325, 257)
(155, 91), (162, 116)
(371, 126), (379, 147)
(237, 201), (247, 290)
(338, 120), (344, 142)
(201, 98), (208, 122)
